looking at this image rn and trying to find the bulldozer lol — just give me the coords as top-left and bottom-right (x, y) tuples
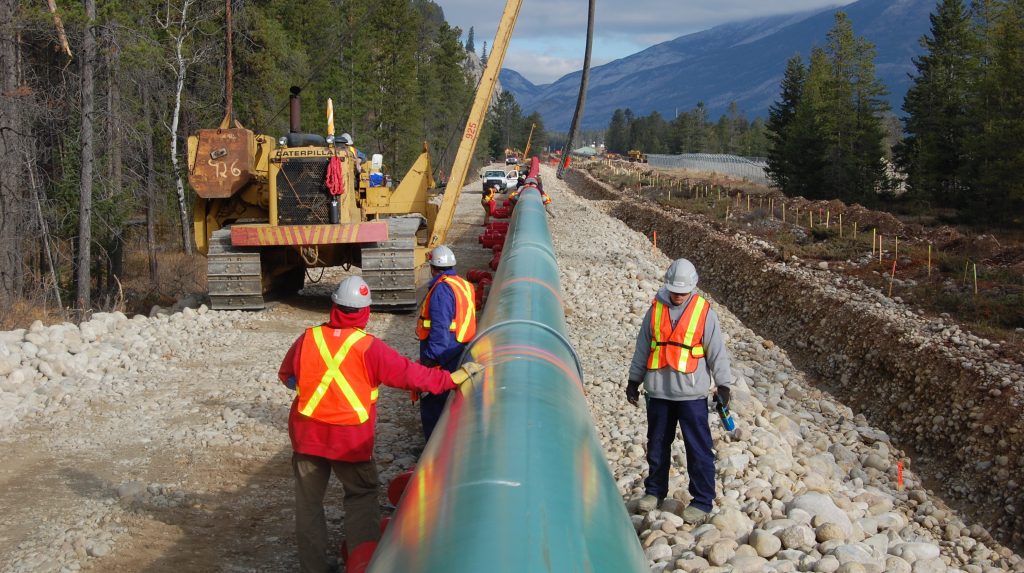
(188, 0), (521, 311)
(627, 149), (648, 163)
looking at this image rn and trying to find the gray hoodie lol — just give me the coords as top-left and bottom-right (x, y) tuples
(628, 288), (733, 401)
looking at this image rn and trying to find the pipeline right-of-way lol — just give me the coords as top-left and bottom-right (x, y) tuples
(367, 170), (648, 572)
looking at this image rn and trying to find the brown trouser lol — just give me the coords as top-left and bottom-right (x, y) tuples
(293, 452), (381, 573)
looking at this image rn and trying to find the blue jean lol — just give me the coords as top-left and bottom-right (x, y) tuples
(644, 397), (716, 512)
(419, 390), (451, 442)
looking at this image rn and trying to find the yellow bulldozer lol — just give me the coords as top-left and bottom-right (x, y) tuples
(627, 149), (648, 163)
(188, 1), (522, 311)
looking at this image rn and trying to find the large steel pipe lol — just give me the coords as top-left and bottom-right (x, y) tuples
(368, 187), (647, 572)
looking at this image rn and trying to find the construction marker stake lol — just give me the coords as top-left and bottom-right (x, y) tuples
(897, 460), (904, 491)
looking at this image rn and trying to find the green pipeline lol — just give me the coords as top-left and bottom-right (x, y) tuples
(368, 187), (648, 572)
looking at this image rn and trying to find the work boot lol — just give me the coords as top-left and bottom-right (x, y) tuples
(682, 505), (710, 525)
(637, 494), (660, 512)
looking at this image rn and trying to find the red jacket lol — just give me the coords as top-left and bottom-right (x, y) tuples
(278, 306), (455, 461)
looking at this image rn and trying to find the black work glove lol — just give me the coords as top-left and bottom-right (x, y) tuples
(714, 386), (731, 407)
(626, 380), (641, 407)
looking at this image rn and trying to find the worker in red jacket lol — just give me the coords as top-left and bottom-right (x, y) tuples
(279, 276), (483, 573)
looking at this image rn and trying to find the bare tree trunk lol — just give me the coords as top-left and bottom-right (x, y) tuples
(143, 83), (158, 282)
(170, 69), (192, 254)
(0, 0), (28, 311)
(159, 0), (201, 256)
(76, 0), (97, 316)
(105, 23), (124, 296)
(25, 151), (62, 310)
(169, 27), (192, 255)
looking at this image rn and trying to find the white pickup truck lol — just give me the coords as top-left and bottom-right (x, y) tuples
(481, 168), (520, 191)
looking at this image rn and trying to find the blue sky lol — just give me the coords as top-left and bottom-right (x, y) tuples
(434, 0), (845, 84)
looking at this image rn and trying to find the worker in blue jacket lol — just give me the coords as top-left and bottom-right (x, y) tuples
(415, 245), (477, 441)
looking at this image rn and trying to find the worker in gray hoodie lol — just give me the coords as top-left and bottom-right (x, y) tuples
(626, 258), (733, 524)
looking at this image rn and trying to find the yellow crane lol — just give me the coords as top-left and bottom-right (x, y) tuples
(428, 0), (522, 248)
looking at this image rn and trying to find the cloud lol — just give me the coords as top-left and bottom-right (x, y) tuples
(502, 50), (613, 85)
(437, 0), (846, 82)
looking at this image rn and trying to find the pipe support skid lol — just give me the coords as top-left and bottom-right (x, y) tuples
(368, 188), (647, 572)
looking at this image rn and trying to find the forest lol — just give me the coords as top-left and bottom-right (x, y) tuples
(0, 0), (482, 321)
(766, 1), (1024, 224)
(603, 103), (770, 158)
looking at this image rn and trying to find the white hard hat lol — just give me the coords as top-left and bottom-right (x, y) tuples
(429, 245), (456, 268)
(340, 133), (353, 145)
(332, 276), (372, 308)
(664, 259), (698, 294)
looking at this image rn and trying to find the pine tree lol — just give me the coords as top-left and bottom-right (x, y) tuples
(465, 26), (475, 53)
(822, 12), (890, 204)
(766, 55), (807, 190)
(965, 0), (1024, 223)
(897, 0), (974, 208)
(786, 48), (831, 198)
(365, 0), (424, 171)
(481, 41), (488, 65)
(605, 109), (628, 153)
(422, 22), (473, 169)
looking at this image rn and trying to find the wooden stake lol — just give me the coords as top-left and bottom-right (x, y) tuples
(854, 221), (857, 239)
(826, 210), (830, 228)
(927, 244), (932, 278)
(653, 230), (657, 252)
(973, 263), (978, 295)
(839, 213), (843, 237)
(889, 257), (897, 298)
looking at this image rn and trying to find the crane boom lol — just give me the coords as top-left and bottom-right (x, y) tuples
(428, 0), (522, 249)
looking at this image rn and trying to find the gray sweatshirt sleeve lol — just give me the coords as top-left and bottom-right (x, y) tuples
(628, 306), (654, 382)
(702, 308), (734, 388)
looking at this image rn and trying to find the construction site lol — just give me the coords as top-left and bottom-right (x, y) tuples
(1, 0), (1023, 572)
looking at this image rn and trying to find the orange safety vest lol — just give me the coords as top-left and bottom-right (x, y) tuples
(416, 275), (477, 343)
(646, 295), (710, 373)
(296, 326), (378, 425)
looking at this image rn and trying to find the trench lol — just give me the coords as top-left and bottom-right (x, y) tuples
(562, 167), (1024, 551)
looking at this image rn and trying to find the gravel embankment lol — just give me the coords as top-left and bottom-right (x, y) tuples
(542, 165), (1023, 573)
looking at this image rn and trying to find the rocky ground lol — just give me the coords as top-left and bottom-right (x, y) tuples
(0, 165), (1021, 572)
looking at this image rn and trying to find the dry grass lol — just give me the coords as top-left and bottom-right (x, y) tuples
(120, 249), (207, 315)
(0, 298), (69, 331)
(0, 247), (207, 331)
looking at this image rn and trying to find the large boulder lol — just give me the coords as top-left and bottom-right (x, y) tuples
(787, 492), (854, 538)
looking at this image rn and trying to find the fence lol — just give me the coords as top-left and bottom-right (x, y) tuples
(647, 153), (771, 186)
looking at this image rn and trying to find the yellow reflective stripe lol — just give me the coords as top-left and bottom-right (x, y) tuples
(370, 388), (379, 401)
(649, 302), (663, 369)
(681, 297), (707, 348)
(301, 327), (369, 422)
(444, 277), (476, 341)
(422, 319), (432, 327)
(675, 297), (708, 371)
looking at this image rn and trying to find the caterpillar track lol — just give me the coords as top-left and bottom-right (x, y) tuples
(361, 217), (427, 311)
(206, 228), (265, 310)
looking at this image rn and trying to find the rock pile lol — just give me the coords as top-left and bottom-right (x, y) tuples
(544, 166), (1023, 572)
(563, 167), (1024, 550)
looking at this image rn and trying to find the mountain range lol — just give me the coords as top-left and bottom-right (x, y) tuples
(500, 0), (936, 131)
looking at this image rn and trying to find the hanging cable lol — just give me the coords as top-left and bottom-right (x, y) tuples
(557, 0), (596, 179)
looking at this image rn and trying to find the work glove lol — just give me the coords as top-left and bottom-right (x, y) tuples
(626, 380), (641, 407)
(714, 386), (731, 408)
(285, 376), (297, 391)
(451, 361), (485, 386)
